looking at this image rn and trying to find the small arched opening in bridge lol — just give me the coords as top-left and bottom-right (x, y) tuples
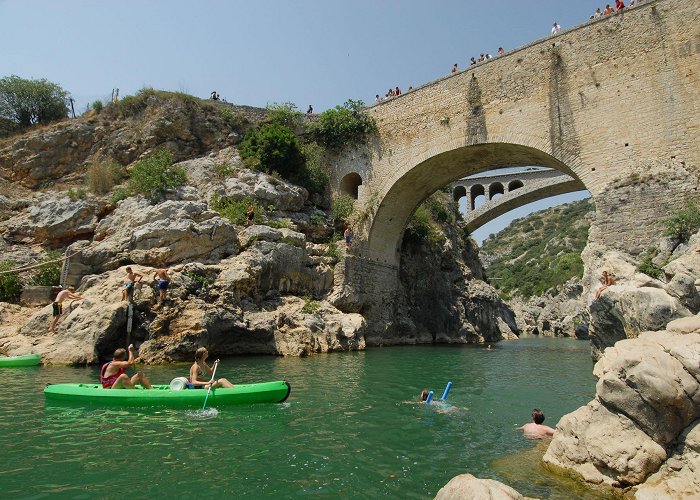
(489, 182), (505, 201)
(340, 172), (363, 200)
(470, 184), (485, 210)
(508, 180), (524, 192)
(453, 185), (466, 203)
(365, 142), (588, 267)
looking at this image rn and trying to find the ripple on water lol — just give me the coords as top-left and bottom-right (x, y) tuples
(0, 339), (596, 498)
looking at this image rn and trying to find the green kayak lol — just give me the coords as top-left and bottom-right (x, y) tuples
(44, 380), (291, 407)
(0, 354), (41, 367)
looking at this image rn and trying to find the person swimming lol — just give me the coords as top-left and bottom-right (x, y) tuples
(516, 408), (556, 439)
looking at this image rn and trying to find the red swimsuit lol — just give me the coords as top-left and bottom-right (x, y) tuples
(100, 362), (126, 388)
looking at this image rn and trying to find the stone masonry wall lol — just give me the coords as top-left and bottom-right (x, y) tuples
(330, 0), (699, 274)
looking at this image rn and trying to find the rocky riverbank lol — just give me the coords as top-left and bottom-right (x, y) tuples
(0, 94), (516, 364)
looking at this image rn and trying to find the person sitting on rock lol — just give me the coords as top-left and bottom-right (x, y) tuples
(100, 344), (152, 389)
(121, 267), (143, 302)
(188, 347), (234, 389)
(48, 286), (83, 332)
(594, 270), (615, 300)
(516, 408), (555, 439)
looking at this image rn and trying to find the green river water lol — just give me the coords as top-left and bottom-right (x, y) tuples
(0, 338), (605, 499)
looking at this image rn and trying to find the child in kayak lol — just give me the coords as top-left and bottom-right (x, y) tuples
(188, 347), (234, 389)
(100, 344), (152, 389)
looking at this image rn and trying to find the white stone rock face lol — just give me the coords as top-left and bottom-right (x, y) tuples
(434, 474), (525, 500)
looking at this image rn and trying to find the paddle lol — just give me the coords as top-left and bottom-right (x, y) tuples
(201, 360), (219, 412)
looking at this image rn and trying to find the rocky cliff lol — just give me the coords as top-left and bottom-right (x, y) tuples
(541, 231), (700, 498)
(0, 93), (514, 364)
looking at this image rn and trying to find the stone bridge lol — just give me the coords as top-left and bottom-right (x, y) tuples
(452, 169), (585, 231)
(328, 0), (699, 331)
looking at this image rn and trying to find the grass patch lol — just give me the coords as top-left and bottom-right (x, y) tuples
(210, 195), (264, 226)
(301, 295), (321, 314)
(86, 158), (124, 195)
(128, 149), (187, 203)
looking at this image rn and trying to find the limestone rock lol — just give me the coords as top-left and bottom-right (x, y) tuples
(589, 283), (691, 360)
(593, 333), (700, 445)
(179, 150), (308, 211)
(3, 195), (108, 244)
(543, 400), (667, 487)
(78, 197), (238, 272)
(633, 421), (700, 499)
(434, 473), (526, 500)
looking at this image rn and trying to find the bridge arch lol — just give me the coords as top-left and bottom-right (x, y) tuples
(366, 142), (584, 266)
(340, 172), (363, 199)
(489, 182), (505, 200)
(508, 180), (524, 191)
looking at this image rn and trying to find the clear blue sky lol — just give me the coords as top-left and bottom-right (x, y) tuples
(1, 0), (598, 241)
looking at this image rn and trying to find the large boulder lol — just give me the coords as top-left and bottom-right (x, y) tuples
(2, 194), (109, 244)
(593, 332), (700, 445)
(543, 400), (667, 487)
(176, 149), (308, 211)
(544, 328), (700, 490)
(434, 474), (528, 500)
(633, 421), (700, 499)
(76, 198), (238, 272)
(589, 283), (692, 360)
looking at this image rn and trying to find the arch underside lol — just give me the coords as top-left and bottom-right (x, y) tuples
(367, 142), (585, 265)
(464, 179), (585, 231)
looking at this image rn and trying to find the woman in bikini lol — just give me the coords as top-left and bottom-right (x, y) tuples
(188, 347), (234, 389)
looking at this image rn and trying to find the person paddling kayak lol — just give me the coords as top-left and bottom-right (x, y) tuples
(100, 344), (152, 389)
(188, 347), (234, 389)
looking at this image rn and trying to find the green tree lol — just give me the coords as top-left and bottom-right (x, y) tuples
(239, 123), (305, 179)
(0, 75), (70, 128)
(309, 100), (377, 150)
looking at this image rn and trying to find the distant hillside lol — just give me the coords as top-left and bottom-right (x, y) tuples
(479, 199), (594, 299)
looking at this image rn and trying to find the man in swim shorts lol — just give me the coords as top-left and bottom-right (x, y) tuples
(100, 344), (152, 389)
(48, 286), (83, 332)
(152, 268), (171, 305)
(121, 266), (143, 302)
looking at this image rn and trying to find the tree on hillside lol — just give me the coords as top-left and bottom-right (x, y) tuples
(0, 75), (70, 128)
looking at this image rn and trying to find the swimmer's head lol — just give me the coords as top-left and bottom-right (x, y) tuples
(420, 389), (429, 401)
(532, 408), (545, 424)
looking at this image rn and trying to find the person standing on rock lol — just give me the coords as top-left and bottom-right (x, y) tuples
(245, 201), (255, 226)
(100, 344), (152, 389)
(344, 226), (353, 249)
(153, 268), (171, 306)
(516, 408), (555, 439)
(48, 286), (83, 332)
(121, 267), (143, 302)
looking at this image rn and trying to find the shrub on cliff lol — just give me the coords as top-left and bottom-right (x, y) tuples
(87, 159), (124, 195)
(128, 149), (187, 202)
(0, 261), (22, 303)
(239, 123), (305, 179)
(265, 102), (304, 131)
(331, 194), (355, 225)
(30, 252), (61, 287)
(664, 202), (700, 242)
(0, 75), (70, 128)
(309, 100), (377, 150)
(210, 195), (263, 226)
